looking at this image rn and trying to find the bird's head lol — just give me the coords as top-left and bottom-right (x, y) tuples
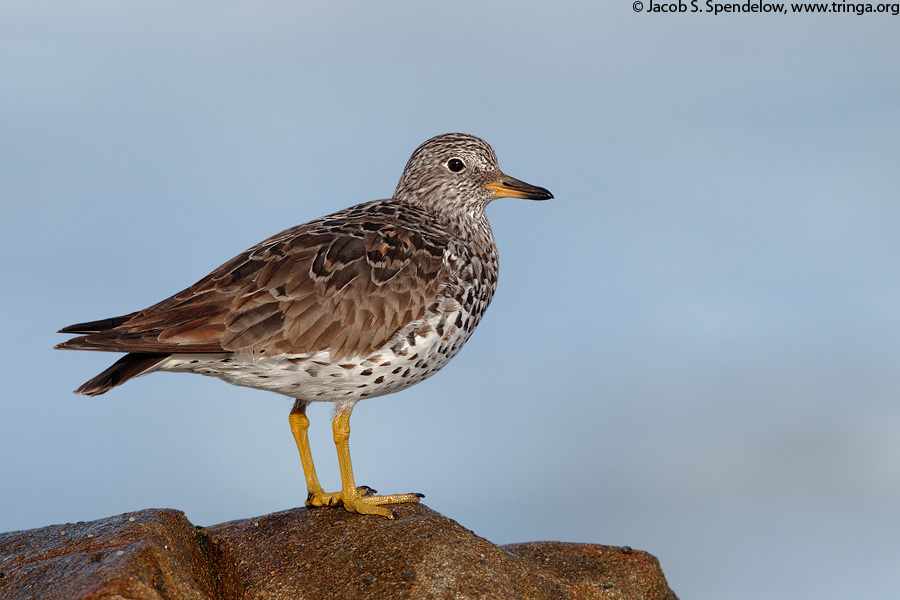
(393, 133), (552, 220)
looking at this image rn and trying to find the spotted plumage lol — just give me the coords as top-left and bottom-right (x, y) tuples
(57, 133), (552, 518)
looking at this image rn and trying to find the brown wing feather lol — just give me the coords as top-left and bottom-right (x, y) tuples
(57, 201), (449, 360)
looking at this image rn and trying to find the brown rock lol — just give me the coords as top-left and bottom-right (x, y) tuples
(0, 509), (215, 600)
(503, 542), (678, 600)
(0, 504), (677, 600)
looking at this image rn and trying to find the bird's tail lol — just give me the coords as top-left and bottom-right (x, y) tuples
(71, 353), (169, 396)
(57, 315), (135, 335)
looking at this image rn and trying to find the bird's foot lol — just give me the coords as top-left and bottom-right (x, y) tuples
(306, 485), (375, 507)
(306, 486), (423, 519)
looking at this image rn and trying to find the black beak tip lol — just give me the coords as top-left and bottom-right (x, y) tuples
(532, 187), (553, 201)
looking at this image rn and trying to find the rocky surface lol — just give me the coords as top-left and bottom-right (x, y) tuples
(0, 504), (677, 599)
(0, 509), (215, 600)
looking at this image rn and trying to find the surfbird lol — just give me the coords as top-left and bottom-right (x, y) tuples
(56, 133), (552, 518)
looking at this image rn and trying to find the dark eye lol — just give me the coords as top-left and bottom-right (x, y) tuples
(447, 158), (464, 172)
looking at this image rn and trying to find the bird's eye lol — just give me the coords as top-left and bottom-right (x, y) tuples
(447, 158), (464, 172)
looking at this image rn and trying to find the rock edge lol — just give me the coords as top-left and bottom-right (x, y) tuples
(0, 504), (677, 600)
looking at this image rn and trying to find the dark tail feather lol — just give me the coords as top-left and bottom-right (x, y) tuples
(74, 353), (169, 396)
(58, 313), (137, 334)
(55, 336), (96, 351)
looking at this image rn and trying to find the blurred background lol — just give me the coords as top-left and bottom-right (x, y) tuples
(2, 2), (898, 598)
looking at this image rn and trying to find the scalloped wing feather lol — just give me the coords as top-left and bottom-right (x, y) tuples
(56, 201), (449, 361)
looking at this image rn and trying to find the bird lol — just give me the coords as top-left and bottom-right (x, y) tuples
(56, 133), (552, 518)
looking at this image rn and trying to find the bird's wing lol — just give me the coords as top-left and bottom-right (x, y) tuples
(57, 203), (450, 360)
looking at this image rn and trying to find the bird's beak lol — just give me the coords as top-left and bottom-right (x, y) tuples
(484, 174), (553, 200)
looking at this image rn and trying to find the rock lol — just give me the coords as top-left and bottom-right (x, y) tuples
(0, 509), (215, 600)
(503, 542), (678, 600)
(0, 504), (677, 600)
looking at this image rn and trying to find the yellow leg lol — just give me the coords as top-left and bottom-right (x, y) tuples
(289, 402), (325, 502)
(331, 407), (423, 519)
(291, 402), (369, 509)
(290, 402), (422, 517)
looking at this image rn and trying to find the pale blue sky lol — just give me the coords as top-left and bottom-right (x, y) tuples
(2, 2), (899, 599)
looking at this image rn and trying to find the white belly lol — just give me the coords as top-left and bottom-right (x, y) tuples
(155, 311), (476, 408)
